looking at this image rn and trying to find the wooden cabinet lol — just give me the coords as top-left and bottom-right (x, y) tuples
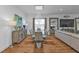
(12, 29), (27, 44)
(12, 31), (19, 43)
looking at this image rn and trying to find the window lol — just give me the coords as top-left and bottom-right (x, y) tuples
(34, 18), (46, 34)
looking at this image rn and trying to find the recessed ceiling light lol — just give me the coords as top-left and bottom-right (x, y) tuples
(35, 5), (44, 10)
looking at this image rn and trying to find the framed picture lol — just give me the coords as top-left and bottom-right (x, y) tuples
(14, 14), (22, 28)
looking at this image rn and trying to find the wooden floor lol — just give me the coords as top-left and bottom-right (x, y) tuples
(3, 35), (76, 53)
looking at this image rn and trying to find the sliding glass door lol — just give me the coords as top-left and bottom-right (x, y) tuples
(33, 18), (46, 34)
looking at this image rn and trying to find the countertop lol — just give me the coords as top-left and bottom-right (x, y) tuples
(56, 30), (79, 39)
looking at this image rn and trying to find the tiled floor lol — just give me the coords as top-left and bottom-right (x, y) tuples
(3, 35), (76, 53)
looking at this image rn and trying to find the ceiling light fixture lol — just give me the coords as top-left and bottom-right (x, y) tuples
(35, 5), (44, 10)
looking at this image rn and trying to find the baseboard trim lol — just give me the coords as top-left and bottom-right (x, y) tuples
(1, 44), (12, 53)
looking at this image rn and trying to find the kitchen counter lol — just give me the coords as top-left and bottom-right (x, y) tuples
(57, 30), (79, 39)
(55, 30), (79, 52)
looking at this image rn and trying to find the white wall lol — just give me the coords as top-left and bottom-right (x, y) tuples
(0, 6), (27, 52)
(0, 18), (12, 52)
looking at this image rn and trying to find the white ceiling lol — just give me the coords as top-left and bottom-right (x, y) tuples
(15, 5), (79, 15)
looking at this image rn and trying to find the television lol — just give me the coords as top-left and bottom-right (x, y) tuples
(60, 19), (74, 27)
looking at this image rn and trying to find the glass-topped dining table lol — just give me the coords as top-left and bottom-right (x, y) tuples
(32, 32), (44, 48)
